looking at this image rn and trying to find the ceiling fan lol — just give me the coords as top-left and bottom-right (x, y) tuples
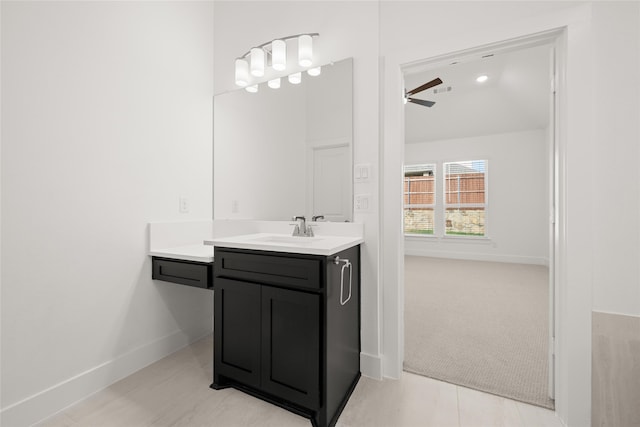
(404, 77), (443, 108)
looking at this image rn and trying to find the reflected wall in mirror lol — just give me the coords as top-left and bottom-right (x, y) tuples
(214, 58), (353, 222)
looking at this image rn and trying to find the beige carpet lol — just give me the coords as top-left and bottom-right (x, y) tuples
(404, 256), (554, 409)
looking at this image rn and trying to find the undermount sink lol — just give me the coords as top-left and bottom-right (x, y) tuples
(251, 235), (324, 244)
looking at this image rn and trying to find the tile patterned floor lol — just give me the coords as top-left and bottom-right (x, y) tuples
(37, 335), (565, 427)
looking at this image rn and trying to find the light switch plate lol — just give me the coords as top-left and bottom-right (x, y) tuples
(354, 194), (371, 212)
(354, 163), (371, 183)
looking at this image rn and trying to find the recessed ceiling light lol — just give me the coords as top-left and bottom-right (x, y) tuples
(476, 75), (488, 83)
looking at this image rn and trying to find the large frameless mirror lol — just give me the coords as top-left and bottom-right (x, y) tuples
(213, 57), (353, 222)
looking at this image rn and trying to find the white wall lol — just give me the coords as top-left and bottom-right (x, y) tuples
(380, 2), (603, 426)
(213, 1), (383, 378)
(591, 1), (640, 317)
(404, 130), (549, 264)
(1, 2), (214, 425)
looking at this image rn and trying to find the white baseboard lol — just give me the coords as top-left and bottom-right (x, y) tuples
(592, 309), (640, 319)
(360, 352), (383, 380)
(1, 323), (213, 427)
(404, 248), (549, 266)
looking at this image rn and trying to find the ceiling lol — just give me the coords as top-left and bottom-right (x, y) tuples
(404, 43), (552, 144)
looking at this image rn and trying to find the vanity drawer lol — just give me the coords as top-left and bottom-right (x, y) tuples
(215, 250), (322, 290)
(152, 257), (213, 289)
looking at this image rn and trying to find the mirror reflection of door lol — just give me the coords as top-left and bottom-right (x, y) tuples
(310, 142), (351, 222)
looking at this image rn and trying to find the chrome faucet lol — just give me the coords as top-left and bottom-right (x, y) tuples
(291, 215), (314, 237)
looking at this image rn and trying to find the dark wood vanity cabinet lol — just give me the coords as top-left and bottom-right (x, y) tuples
(211, 245), (360, 427)
(152, 257), (213, 289)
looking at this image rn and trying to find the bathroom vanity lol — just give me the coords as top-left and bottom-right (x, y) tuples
(151, 257), (213, 289)
(148, 224), (215, 290)
(207, 234), (362, 427)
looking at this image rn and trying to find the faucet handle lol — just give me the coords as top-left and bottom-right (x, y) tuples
(312, 215), (325, 222)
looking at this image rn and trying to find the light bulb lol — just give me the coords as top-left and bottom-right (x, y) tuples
(250, 47), (265, 77)
(272, 39), (286, 71)
(246, 84), (258, 93)
(268, 78), (281, 89)
(298, 34), (313, 67)
(288, 72), (302, 84)
(307, 66), (321, 77)
(234, 58), (249, 87)
(476, 75), (488, 83)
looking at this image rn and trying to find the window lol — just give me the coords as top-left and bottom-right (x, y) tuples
(404, 164), (435, 235)
(444, 160), (487, 237)
(404, 160), (488, 237)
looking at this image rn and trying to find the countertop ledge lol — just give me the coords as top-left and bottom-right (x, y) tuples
(149, 244), (214, 263)
(204, 233), (364, 256)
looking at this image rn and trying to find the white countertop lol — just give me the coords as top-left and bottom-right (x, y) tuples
(149, 244), (214, 263)
(204, 233), (364, 256)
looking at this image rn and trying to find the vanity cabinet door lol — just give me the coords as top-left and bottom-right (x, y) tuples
(261, 286), (320, 409)
(214, 278), (261, 388)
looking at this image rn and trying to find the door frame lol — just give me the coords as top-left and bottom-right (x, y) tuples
(399, 33), (560, 400)
(381, 6), (595, 425)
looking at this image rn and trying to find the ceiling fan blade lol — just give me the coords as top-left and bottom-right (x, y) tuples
(406, 77), (443, 96)
(408, 98), (436, 108)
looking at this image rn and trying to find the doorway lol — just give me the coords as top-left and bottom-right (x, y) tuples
(401, 37), (558, 409)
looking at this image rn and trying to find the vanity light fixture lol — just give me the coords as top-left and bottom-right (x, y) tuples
(234, 33), (319, 89)
(298, 34), (313, 67)
(250, 47), (265, 77)
(288, 72), (302, 84)
(235, 58), (249, 87)
(271, 39), (286, 71)
(307, 66), (321, 77)
(268, 77), (281, 89)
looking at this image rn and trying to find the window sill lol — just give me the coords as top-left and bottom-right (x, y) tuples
(442, 235), (492, 244)
(404, 233), (437, 239)
(404, 234), (492, 244)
